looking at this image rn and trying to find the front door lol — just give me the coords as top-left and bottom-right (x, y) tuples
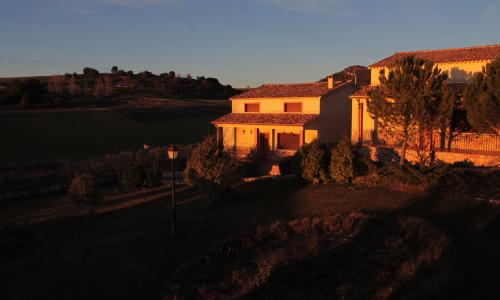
(258, 133), (270, 159)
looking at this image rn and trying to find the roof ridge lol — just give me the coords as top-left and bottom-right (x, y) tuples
(262, 82), (325, 86)
(395, 43), (500, 55)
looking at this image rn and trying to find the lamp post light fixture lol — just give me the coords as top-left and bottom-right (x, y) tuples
(167, 145), (179, 237)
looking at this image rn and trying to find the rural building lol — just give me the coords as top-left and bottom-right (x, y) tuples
(350, 44), (500, 165)
(212, 77), (357, 157)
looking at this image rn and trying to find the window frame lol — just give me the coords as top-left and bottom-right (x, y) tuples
(244, 103), (260, 113)
(284, 102), (303, 113)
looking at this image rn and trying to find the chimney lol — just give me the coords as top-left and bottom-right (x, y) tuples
(327, 75), (334, 89)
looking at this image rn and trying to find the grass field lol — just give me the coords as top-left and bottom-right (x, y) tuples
(0, 109), (216, 164)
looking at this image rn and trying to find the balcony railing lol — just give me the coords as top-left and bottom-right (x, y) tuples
(361, 129), (500, 154)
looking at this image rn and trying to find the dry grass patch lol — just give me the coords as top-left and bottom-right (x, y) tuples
(166, 213), (457, 300)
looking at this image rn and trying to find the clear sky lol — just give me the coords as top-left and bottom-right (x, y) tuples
(1, 0), (499, 87)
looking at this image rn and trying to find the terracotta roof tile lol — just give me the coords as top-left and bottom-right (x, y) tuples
(350, 86), (373, 98)
(370, 44), (500, 68)
(211, 113), (319, 126)
(232, 82), (349, 99)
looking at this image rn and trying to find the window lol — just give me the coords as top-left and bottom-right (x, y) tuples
(244, 103), (260, 112)
(284, 102), (302, 113)
(277, 133), (300, 150)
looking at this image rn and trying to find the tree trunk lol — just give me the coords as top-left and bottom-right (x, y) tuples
(447, 128), (454, 151)
(400, 130), (409, 167)
(428, 128), (435, 165)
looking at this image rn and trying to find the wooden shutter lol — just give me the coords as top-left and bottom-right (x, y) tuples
(244, 103), (260, 112)
(284, 102), (302, 113)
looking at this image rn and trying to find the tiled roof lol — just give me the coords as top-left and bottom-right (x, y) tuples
(232, 82), (349, 99)
(211, 113), (319, 126)
(350, 83), (467, 98)
(370, 44), (500, 68)
(350, 86), (373, 98)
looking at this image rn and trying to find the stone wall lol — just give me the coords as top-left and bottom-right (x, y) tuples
(361, 146), (500, 167)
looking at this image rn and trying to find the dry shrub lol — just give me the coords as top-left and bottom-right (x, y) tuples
(184, 136), (240, 204)
(329, 140), (355, 183)
(298, 140), (329, 184)
(166, 213), (457, 300)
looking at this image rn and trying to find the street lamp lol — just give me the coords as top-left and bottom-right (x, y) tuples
(167, 145), (179, 237)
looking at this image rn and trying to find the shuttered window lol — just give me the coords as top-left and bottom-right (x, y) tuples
(284, 102), (302, 113)
(277, 133), (300, 150)
(244, 103), (260, 112)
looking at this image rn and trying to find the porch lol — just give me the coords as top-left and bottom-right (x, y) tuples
(216, 125), (318, 159)
(212, 112), (320, 159)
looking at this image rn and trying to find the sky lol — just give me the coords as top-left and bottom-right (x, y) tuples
(0, 0), (499, 87)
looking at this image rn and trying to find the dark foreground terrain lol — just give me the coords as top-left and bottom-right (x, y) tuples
(1, 169), (499, 299)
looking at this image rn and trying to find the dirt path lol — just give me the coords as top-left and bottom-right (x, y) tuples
(0, 182), (201, 226)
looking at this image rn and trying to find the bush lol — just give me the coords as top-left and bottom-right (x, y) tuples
(145, 159), (163, 187)
(184, 136), (240, 205)
(240, 148), (258, 177)
(450, 159), (475, 169)
(68, 172), (97, 211)
(53, 97), (66, 106)
(329, 140), (354, 183)
(278, 156), (293, 175)
(299, 140), (328, 184)
(121, 158), (145, 188)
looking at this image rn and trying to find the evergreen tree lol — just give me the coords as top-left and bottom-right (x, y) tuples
(463, 58), (500, 133)
(373, 56), (449, 166)
(412, 61), (448, 164)
(440, 83), (459, 151)
(376, 56), (422, 166)
(367, 86), (386, 144)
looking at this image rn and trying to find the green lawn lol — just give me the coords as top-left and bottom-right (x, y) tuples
(0, 110), (216, 164)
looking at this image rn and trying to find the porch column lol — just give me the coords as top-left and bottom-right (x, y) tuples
(233, 127), (237, 152)
(271, 129), (276, 151)
(216, 127), (223, 147)
(255, 128), (260, 160)
(299, 130), (304, 146)
(358, 100), (364, 144)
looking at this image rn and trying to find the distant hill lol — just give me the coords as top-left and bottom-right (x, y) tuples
(0, 75), (52, 85)
(0, 67), (239, 108)
(319, 65), (370, 86)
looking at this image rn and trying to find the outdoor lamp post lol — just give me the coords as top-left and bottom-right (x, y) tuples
(167, 145), (179, 237)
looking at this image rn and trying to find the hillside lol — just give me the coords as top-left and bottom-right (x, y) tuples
(0, 68), (239, 109)
(319, 65), (371, 86)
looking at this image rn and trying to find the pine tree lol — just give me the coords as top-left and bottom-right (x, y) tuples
(367, 86), (386, 144)
(463, 58), (500, 133)
(372, 56), (449, 166)
(412, 61), (448, 164)
(376, 56), (421, 166)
